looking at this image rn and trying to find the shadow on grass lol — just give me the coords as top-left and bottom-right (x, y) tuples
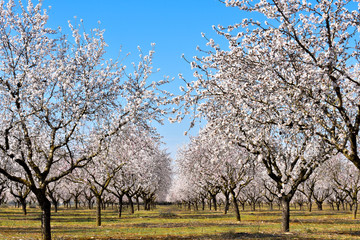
(175, 214), (228, 219)
(129, 222), (242, 229)
(105, 232), (317, 240)
(0, 225), (94, 235)
(247, 210), (351, 217)
(336, 231), (360, 236)
(292, 218), (360, 225)
(246, 217), (360, 225)
(53, 217), (95, 223)
(0, 226), (40, 233)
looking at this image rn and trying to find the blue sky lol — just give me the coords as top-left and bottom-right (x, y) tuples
(45, 0), (243, 159)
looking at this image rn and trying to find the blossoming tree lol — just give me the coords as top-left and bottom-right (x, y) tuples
(174, 129), (255, 221)
(173, 0), (351, 232)
(0, 1), (168, 239)
(219, 0), (360, 169)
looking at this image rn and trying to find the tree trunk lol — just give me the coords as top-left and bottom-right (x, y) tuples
(224, 193), (230, 214)
(298, 203), (303, 211)
(308, 201), (312, 212)
(20, 199), (27, 215)
(353, 202), (358, 220)
(316, 201), (323, 210)
(53, 201), (58, 213)
(268, 201), (273, 211)
(96, 196), (102, 226)
(35, 191), (52, 240)
(280, 197), (290, 232)
(75, 196), (79, 209)
(231, 191), (241, 222)
(87, 198), (93, 209)
(241, 202), (245, 211)
(127, 195), (134, 214)
(251, 202), (256, 211)
(136, 197), (140, 211)
(144, 199), (149, 210)
(212, 195), (217, 211)
(201, 198), (205, 211)
(336, 202), (340, 211)
(118, 196), (123, 218)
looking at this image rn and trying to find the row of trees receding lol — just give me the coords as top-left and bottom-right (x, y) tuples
(171, 0), (360, 233)
(0, 0), (359, 239)
(0, 136), (171, 220)
(169, 131), (360, 227)
(0, 1), (171, 240)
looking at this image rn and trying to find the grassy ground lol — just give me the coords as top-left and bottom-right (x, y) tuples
(1, 204), (360, 239)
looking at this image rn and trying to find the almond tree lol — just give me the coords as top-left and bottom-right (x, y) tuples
(299, 161), (333, 212)
(292, 192), (306, 211)
(174, 0), (348, 232)
(0, 1), (168, 239)
(108, 175), (127, 218)
(174, 129), (255, 221)
(299, 178), (316, 212)
(263, 180), (277, 211)
(107, 128), (156, 215)
(313, 186), (332, 211)
(221, 0), (360, 173)
(168, 172), (204, 210)
(137, 150), (172, 210)
(72, 128), (135, 227)
(175, 135), (221, 211)
(330, 156), (360, 219)
(83, 187), (94, 209)
(8, 181), (30, 215)
(244, 181), (263, 211)
(46, 181), (63, 213)
(110, 129), (171, 213)
(177, 30), (332, 230)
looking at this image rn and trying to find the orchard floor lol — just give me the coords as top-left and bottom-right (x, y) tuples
(1, 205), (360, 239)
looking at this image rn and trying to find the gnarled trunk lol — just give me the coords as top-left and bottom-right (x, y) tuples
(127, 194), (134, 214)
(118, 196), (123, 218)
(20, 199), (27, 215)
(35, 190), (52, 240)
(211, 195), (217, 211)
(308, 201), (312, 212)
(353, 201), (358, 219)
(74, 196), (79, 209)
(53, 201), (58, 213)
(231, 191), (241, 222)
(224, 193), (230, 214)
(96, 196), (102, 226)
(280, 197), (290, 232)
(136, 196), (140, 211)
(316, 201), (323, 210)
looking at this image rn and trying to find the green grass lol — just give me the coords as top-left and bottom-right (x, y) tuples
(1, 205), (360, 239)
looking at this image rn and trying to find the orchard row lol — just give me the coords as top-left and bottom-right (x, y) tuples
(170, 131), (359, 225)
(0, 0), (359, 239)
(169, 0), (360, 234)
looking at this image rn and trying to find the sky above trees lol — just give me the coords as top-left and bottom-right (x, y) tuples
(44, 0), (245, 158)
